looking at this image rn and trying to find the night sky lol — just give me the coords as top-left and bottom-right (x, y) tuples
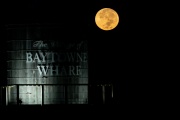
(0, 0), (174, 117)
(0, 0), (130, 107)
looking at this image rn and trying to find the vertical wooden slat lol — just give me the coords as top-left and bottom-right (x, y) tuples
(42, 85), (44, 106)
(17, 85), (19, 106)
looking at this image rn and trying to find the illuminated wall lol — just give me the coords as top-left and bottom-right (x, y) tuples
(7, 24), (88, 105)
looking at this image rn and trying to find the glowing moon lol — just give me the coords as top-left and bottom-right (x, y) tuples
(95, 8), (119, 31)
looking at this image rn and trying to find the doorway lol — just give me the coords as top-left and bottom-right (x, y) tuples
(19, 85), (42, 105)
(7, 85), (42, 105)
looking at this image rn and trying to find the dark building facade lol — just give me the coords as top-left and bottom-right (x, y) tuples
(5, 24), (89, 105)
(0, 23), (116, 107)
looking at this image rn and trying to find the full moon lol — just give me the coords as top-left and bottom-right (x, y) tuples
(95, 8), (119, 31)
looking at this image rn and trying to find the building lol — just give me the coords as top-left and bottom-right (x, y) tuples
(0, 23), (116, 108)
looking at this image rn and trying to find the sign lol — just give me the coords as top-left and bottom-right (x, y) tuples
(26, 40), (88, 77)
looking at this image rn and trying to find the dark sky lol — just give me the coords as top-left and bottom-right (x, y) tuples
(0, 0), (174, 112)
(0, 0), (130, 103)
